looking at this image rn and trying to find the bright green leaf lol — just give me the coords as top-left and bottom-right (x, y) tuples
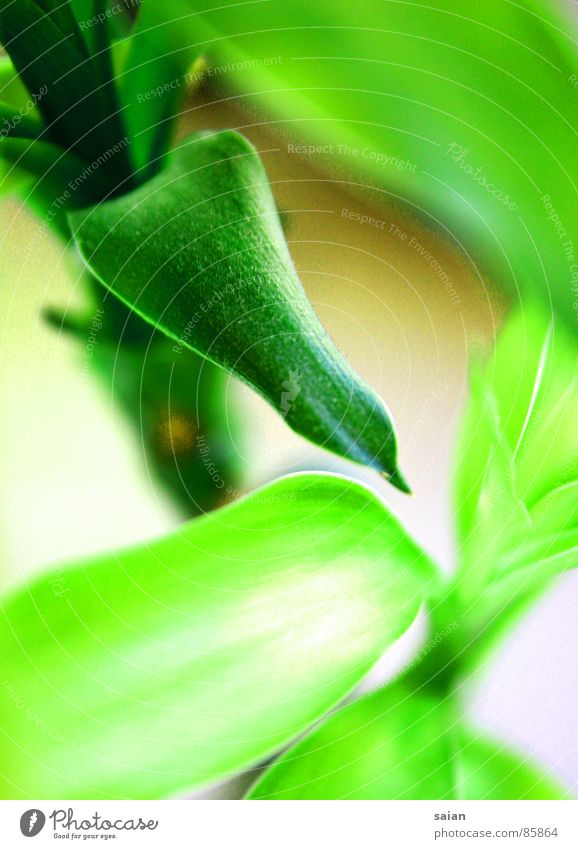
(454, 306), (577, 597)
(0, 55), (31, 109)
(188, 0), (578, 328)
(250, 686), (567, 800)
(458, 735), (568, 801)
(0, 473), (436, 799)
(0, 102), (44, 140)
(530, 481), (578, 535)
(69, 130), (410, 490)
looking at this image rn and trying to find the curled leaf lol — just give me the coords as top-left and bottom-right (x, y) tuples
(70, 130), (409, 490)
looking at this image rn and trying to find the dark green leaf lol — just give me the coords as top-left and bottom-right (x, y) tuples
(250, 686), (567, 799)
(0, 0), (132, 185)
(0, 473), (436, 798)
(70, 130), (410, 490)
(0, 135), (102, 203)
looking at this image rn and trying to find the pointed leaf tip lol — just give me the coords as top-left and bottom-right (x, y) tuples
(69, 130), (404, 485)
(386, 467), (412, 495)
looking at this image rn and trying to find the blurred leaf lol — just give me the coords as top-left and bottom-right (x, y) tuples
(70, 130), (410, 491)
(50, 293), (244, 515)
(0, 102), (44, 140)
(0, 473), (436, 798)
(0, 55), (30, 109)
(95, 340), (244, 515)
(120, 0), (200, 176)
(30, 0), (88, 48)
(189, 0), (578, 328)
(458, 735), (568, 801)
(454, 307), (578, 598)
(250, 686), (566, 799)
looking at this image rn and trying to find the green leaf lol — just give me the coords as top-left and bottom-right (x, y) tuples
(120, 0), (201, 176)
(0, 55), (31, 109)
(91, 338), (245, 516)
(0, 135), (97, 198)
(458, 735), (568, 801)
(69, 130), (410, 491)
(30, 0), (88, 50)
(436, 306), (577, 674)
(454, 306), (578, 596)
(249, 686), (567, 800)
(0, 473), (436, 799)
(0, 102), (44, 140)
(188, 0), (578, 328)
(0, 0), (132, 185)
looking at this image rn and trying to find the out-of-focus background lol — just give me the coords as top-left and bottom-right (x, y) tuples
(1, 90), (576, 796)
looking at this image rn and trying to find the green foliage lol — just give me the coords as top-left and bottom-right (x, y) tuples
(119, 0), (201, 176)
(448, 306), (578, 663)
(0, 0), (576, 803)
(0, 0), (131, 186)
(189, 0), (578, 328)
(0, 474), (435, 798)
(70, 131), (409, 490)
(46, 277), (245, 516)
(249, 686), (566, 800)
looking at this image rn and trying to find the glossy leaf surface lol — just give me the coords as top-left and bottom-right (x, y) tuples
(0, 474), (435, 798)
